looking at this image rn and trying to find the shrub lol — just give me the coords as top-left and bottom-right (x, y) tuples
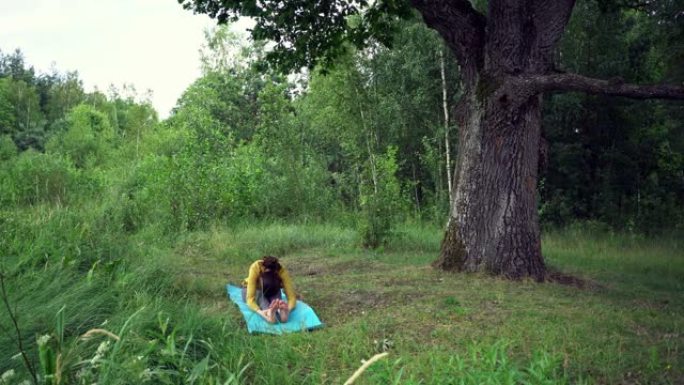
(358, 146), (408, 248)
(0, 150), (96, 206)
(46, 104), (116, 168)
(0, 134), (17, 160)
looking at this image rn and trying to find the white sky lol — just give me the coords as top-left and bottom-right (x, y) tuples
(0, 0), (230, 118)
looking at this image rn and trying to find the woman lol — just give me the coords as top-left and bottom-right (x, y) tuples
(242, 256), (297, 323)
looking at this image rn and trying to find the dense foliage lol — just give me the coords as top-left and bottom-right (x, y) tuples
(541, 2), (684, 232)
(1, 8), (681, 237)
(0, 1), (682, 383)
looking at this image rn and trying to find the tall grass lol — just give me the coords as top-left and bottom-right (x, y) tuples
(543, 224), (684, 295)
(2, 218), (682, 384)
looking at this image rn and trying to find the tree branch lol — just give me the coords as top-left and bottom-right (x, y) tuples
(526, 73), (684, 100)
(485, 0), (576, 74)
(410, 0), (486, 85)
(529, 0), (576, 72)
(485, 0), (527, 73)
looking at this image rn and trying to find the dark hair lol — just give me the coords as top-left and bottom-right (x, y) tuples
(261, 256), (282, 297)
(261, 271), (282, 297)
(261, 256), (281, 272)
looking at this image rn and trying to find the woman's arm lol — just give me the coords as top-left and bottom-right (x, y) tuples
(279, 267), (297, 311)
(245, 262), (261, 312)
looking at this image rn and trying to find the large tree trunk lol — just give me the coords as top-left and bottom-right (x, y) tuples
(433, 78), (545, 280)
(411, 0), (558, 280)
(412, 0), (682, 280)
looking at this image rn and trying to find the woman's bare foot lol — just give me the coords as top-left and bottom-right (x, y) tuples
(258, 309), (276, 323)
(278, 307), (289, 323)
(277, 300), (289, 322)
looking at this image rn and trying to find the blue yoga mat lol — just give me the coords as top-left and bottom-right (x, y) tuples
(226, 284), (324, 334)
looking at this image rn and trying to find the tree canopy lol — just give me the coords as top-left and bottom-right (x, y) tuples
(178, 0), (414, 70)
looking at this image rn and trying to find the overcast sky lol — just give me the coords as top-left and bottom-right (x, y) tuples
(0, 0), (228, 118)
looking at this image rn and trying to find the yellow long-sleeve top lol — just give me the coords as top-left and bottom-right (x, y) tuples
(242, 260), (297, 312)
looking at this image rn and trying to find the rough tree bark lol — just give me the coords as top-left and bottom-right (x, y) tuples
(411, 0), (684, 280)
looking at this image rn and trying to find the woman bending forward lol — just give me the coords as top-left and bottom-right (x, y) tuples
(242, 256), (297, 323)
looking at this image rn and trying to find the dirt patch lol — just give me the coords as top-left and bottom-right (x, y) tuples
(341, 289), (389, 309)
(308, 289), (390, 316)
(285, 261), (328, 276)
(285, 256), (387, 277)
(545, 269), (602, 290)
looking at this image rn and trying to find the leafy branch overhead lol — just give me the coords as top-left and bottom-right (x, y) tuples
(179, 0), (683, 99)
(178, 0), (414, 70)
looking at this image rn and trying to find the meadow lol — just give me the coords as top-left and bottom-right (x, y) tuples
(2, 7), (683, 383)
(2, 217), (682, 384)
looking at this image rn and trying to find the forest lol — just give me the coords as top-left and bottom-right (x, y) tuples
(0, 0), (682, 384)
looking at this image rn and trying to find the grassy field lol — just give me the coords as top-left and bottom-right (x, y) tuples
(1, 220), (682, 384)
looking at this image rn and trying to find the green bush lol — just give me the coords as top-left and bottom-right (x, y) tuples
(125, 120), (340, 231)
(257, 154), (339, 220)
(46, 104), (116, 169)
(124, 127), (270, 231)
(0, 134), (17, 160)
(358, 146), (408, 248)
(0, 150), (97, 206)
(1, 204), (130, 272)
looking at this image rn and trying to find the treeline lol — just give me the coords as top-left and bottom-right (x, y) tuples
(1, 1), (683, 253)
(541, 1), (684, 232)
